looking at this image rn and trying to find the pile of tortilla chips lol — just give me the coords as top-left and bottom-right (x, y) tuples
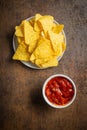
(13, 13), (66, 68)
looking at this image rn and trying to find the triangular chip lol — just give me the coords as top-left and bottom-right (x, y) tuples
(34, 14), (42, 32)
(23, 20), (33, 44)
(17, 37), (24, 44)
(15, 20), (26, 37)
(28, 40), (37, 53)
(62, 42), (66, 52)
(13, 44), (30, 61)
(48, 30), (64, 53)
(37, 15), (54, 37)
(15, 25), (23, 37)
(29, 18), (35, 27)
(38, 57), (58, 68)
(52, 24), (64, 34)
(24, 20), (39, 45)
(35, 14), (42, 21)
(30, 38), (53, 61)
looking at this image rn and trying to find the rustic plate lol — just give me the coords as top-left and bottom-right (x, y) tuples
(13, 16), (66, 69)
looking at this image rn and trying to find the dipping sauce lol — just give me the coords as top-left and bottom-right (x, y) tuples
(45, 77), (74, 105)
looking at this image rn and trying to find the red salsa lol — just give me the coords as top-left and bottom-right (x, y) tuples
(45, 77), (74, 105)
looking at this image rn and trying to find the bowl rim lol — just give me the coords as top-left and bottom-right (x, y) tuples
(13, 16), (66, 69)
(42, 74), (76, 108)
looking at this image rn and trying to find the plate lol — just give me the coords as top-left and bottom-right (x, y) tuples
(13, 16), (66, 69)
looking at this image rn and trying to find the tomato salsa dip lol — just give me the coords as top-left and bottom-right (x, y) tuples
(43, 74), (76, 108)
(45, 76), (74, 105)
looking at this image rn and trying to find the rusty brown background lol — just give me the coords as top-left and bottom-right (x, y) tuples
(0, 0), (87, 130)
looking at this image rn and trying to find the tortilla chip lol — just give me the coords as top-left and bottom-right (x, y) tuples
(37, 15), (54, 36)
(35, 14), (42, 21)
(23, 20), (39, 45)
(15, 20), (26, 37)
(30, 38), (53, 61)
(52, 24), (64, 34)
(48, 30), (64, 50)
(34, 14), (42, 32)
(29, 18), (35, 27)
(17, 37), (24, 44)
(35, 58), (49, 65)
(39, 57), (58, 68)
(13, 44), (30, 61)
(28, 40), (38, 53)
(15, 25), (23, 37)
(62, 42), (66, 52)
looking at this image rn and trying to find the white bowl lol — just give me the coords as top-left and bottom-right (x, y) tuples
(13, 16), (66, 69)
(42, 74), (76, 108)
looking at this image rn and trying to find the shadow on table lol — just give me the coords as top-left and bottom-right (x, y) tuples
(6, 31), (15, 62)
(30, 86), (51, 112)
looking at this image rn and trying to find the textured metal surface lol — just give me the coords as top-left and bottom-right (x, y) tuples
(0, 0), (87, 130)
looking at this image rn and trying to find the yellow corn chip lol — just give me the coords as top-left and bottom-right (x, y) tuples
(34, 22), (41, 32)
(35, 14), (42, 21)
(15, 25), (23, 37)
(35, 58), (49, 65)
(15, 20), (26, 37)
(37, 15), (54, 36)
(34, 14), (42, 32)
(30, 38), (53, 60)
(29, 18), (35, 27)
(24, 20), (39, 45)
(23, 20), (33, 44)
(39, 57), (58, 68)
(48, 30), (65, 56)
(13, 44), (30, 61)
(17, 37), (24, 44)
(52, 24), (64, 34)
(40, 31), (45, 38)
(62, 42), (66, 52)
(28, 40), (37, 53)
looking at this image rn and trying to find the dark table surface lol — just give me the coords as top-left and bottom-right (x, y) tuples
(0, 0), (87, 130)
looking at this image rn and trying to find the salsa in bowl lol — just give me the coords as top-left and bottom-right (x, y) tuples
(42, 74), (76, 108)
